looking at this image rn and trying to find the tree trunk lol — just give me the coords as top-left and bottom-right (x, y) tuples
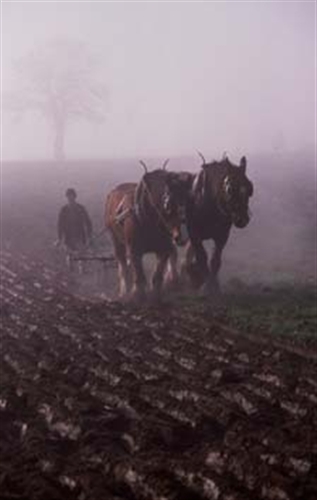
(53, 119), (66, 162)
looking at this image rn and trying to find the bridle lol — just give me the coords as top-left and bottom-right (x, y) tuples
(195, 169), (249, 221)
(216, 175), (235, 218)
(218, 174), (252, 222)
(138, 176), (176, 238)
(194, 152), (252, 224)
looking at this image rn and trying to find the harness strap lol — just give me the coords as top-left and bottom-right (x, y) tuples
(114, 195), (134, 225)
(115, 207), (133, 224)
(139, 178), (174, 238)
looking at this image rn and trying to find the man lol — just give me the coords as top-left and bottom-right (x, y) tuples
(57, 188), (93, 271)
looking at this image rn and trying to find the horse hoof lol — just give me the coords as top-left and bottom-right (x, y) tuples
(164, 277), (183, 293)
(118, 293), (130, 304)
(202, 281), (221, 297)
(130, 289), (146, 306)
(185, 263), (207, 289)
(149, 291), (170, 308)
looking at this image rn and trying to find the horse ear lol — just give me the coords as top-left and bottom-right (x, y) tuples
(162, 158), (169, 170)
(240, 156), (247, 173)
(196, 150), (206, 166)
(139, 160), (148, 174)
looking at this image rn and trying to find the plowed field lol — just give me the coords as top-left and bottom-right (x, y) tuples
(1, 251), (316, 500)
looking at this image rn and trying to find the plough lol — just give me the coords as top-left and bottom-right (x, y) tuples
(71, 253), (117, 267)
(55, 227), (118, 272)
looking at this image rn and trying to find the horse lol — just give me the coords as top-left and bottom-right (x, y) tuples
(180, 152), (254, 292)
(105, 161), (191, 302)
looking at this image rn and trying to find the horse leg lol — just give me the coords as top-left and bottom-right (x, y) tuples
(130, 251), (147, 302)
(118, 259), (130, 297)
(152, 252), (169, 300)
(205, 240), (226, 294)
(114, 242), (130, 298)
(186, 241), (208, 289)
(165, 246), (180, 289)
(181, 242), (194, 277)
(185, 242), (195, 267)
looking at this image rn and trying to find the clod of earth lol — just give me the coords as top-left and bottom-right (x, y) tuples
(0, 250), (316, 500)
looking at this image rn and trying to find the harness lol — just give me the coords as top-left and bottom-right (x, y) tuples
(216, 176), (252, 221)
(194, 170), (232, 220)
(216, 179), (232, 218)
(113, 196), (134, 246)
(114, 197), (134, 224)
(139, 177), (176, 238)
(114, 177), (177, 240)
(192, 158), (252, 226)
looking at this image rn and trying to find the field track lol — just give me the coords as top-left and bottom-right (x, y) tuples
(1, 250), (316, 500)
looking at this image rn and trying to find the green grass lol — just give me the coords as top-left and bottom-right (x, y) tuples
(221, 282), (317, 343)
(174, 282), (317, 347)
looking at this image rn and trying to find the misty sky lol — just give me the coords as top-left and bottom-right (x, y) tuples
(1, 1), (315, 160)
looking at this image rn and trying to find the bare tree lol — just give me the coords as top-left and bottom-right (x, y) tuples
(4, 39), (107, 161)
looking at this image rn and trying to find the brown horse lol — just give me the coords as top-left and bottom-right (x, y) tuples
(179, 153), (254, 292)
(105, 163), (191, 301)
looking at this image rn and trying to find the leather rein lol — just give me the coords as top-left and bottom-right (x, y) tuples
(137, 177), (176, 238)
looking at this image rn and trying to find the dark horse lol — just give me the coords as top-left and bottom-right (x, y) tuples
(181, 153), (254, 292)
(105, 162), (191, 301)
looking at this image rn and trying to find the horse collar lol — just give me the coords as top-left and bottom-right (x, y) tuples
(137, 178), (173, 237)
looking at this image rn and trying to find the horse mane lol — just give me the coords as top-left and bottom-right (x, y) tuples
(193, 157), (232, 208)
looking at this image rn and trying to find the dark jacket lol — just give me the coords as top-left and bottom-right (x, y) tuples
(58, 203), (92, 250)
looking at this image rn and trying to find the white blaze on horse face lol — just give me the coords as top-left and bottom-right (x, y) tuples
(223, 176), (232, 197)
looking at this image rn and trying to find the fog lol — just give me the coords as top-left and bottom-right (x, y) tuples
(1, 2), (315, 292)
(1, 1), (315, 160)
(1, 151), (315, 292)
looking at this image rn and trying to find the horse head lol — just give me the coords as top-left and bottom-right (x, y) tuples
(221, 156), (253, 228)
(135, 166), (191, 246)
(163, 171), (193, 245)
(194, 153), (253, 228)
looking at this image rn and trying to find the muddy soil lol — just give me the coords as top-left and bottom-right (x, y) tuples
(1, 250), (316, 500)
